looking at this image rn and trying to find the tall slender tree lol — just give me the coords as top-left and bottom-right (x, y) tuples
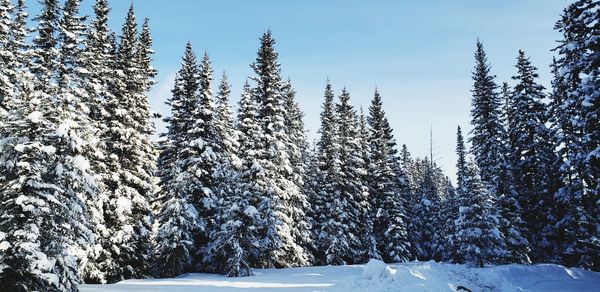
(508, 50), (559, 263)
(324, 88), (370, 264)
(469, 40), (510, 192)
(552, 0), (600, 270)
(310, 80), (340, 265)
(366, 89), (411, 263)
(153, 43), (202, 278)
(246, 31), (309, 268)
(100, 5), (156, 282)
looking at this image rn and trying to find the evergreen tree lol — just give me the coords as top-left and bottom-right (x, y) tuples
(247, 31), (309, 268)
(324, 88), (370, 264)
(215, 80), (264, 274)
(443, 127), (469, 263)
(100, 5), (156, 282)
(310, 80), (340, 265)
(9, 0), (29, 68)
(153, 43), (202, 278)
(453, 160), (506, 267)
(408, 156), (446, 261)
(552, 0), (600, 270)
(78, 0), (119, 283)
(469, 40), (510, 193)
(358, 107), (379, 261)
(366, 89), (411, 263)
(31, 0), (60, 90)
(214, 72), (241, 168)
(0, 0), (15, 109)
(508, 50), (559, 263)
(281, 79), (312, 261)
(0, 69), (88, 292)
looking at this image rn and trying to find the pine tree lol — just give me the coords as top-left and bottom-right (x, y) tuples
(358, 107), (379, 261)
(281, 79), (312, 261)
(78, 0), (120, 283)
(469, 41), (530, 264)
(55, 0), (103, 277)
(100, 5), (156, 282)
(408, 155), (445, 261)
(0, 0), (15, 109)
(366, 89), (411, 263)
(469, 40), (511, 193)
(9, 0), (28, 66)
(453, 160), (506, 267)
(443, 127), (469, 263)
(216, 80), (264, 274)
(153, 43), (202, 278)
(324, 88), (370, 264)
(31, 0), (60, 90)
(214, 72), (241, 168)
(552, 0), (600, 270)
(0, 67), (88, 292)
(310, 80), (340, 265)
(206, 182), (261, 277)
(508, 50), (559, 263)
(137, 18), (157, 94)
(246, 31), (309, 268)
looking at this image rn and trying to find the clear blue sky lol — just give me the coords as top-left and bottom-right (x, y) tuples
(29, 0), (568, 182)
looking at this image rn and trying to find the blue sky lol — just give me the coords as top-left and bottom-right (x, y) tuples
(29, 0), (568, 182)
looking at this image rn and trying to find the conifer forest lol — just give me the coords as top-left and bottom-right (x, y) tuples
(0, 0), (598, 291)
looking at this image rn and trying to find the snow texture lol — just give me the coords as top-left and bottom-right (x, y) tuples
(80, 260), (600, 291)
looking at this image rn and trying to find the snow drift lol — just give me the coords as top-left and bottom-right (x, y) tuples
(81, 260), (600, 291)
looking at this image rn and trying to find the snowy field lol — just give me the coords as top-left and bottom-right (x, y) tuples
(80, 260), (600, 292)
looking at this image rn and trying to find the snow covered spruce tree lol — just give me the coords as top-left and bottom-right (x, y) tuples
(508, 50), (560, 263)
(470, 41), (529, 264)
(0, 0), (22, 111)
(0, 71), (83, 292)
(281, 79), (313, 260)
(202, 80), (263, 277)
(30, 0), (60, 92)
(455, 126), (467, 190)
(453, 160), (506, 267)
(322, 88), (370, 265)
(310, 80), (341, 265)
(366, 89), (411, 263)
(78, 0), (124, 283)
(1, 0), (95, 289)
(552, 0), (600, 270)
(55, 0), (103, 270)
(241, 31), (309, 268)
(443, 126), (469, 263)
(98, 5), (157, 282)
(153, 42), (202, 278)
(214, 72), (241, 167)
(358, 107), (379, 261)
(469, 41), (510, 188)
(408, 156), (446, 261)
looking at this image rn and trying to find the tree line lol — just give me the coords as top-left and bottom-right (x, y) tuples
(0, 0), (597, 291)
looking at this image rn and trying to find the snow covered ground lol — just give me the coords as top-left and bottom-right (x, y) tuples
(81, 260), (600, 292)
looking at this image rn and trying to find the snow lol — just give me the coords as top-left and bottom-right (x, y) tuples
(80, 260), (600, 292)
(244, 205), (258, 217)
(27, 111), (43, 123)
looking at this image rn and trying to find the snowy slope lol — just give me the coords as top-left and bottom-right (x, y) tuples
(80, 260), (600, 292)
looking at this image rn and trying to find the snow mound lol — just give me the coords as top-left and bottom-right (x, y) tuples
(342, 261), (600, 292)
(362, 259), (393, 280)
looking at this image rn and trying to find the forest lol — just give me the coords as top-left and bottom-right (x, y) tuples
(0, 0), (598, 291)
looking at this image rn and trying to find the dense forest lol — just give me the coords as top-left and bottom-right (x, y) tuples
(0, 0), (597, 291)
